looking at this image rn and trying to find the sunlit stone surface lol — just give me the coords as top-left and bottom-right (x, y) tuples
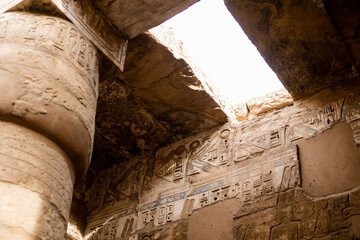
(0, 0), (359, 239)
(0, 11), (98, 239)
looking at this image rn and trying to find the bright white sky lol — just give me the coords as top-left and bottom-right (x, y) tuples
(157, 0), (283, 104)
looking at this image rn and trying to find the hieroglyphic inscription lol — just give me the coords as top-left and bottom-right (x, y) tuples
(89, 160), (146, 211)
(87, 146), (300, 238)
(154, 128), (234, 184)
(343, 96), (360, 145)
(138, 203), (174, 228)
(85, 96), (360, 238)
(306, 100), (342, 128)
(0, 12), (99, 89)
(89, 97), (360, 216)
(288, 100), (343, 143)
(137, 147), (299, 226)
(51, 0), (127, 71)
(0, 0), (126, 70)
(87, 211), (137, 240)
(234, 126), (286, 162)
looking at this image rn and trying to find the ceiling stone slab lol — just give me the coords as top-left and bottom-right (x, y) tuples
(90, 0), (199, 38)
(324, 0), (360, 73)
(92, 75), (176, 171)
(116, 32), (228, 140)
(224, 0), (355, 100)
(91, 29), (229, 170)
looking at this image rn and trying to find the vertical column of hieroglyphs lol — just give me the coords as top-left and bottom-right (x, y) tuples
(0, 12), (98, 239)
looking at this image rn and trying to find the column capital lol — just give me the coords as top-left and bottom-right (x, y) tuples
(0, 0), (127, 71)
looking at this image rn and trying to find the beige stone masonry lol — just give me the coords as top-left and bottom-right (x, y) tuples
(234, 88), (294, 122)
(0, 12), (99, 178)
(0, 121), (74, 239)
(0, 12), (98, 239)
(82, 81), (360, 240)
(247, 88), (294, 116)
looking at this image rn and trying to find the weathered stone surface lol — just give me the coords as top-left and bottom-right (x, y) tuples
(0, 12), (99, 179)
(8, 0), (128, 71)
(0, 121), (75, 239)
(233, 103), (249, 122)
(82, 79), (360, 240)
(67, 25), (230, 234)
(50, 0), (128, 71)
(224, 0), (356, 100)
(187, 199), (238, 240)
(116, 32), (228, 140)
(324, 0), (360, 73)
(0, 11), (98, 239)
(84, 28), (228, 175)
(0, 0), (23, 13)
(92, 76), (175, 171)
(233, 188), (360, 239)
(247, 88), (293, 116)
(2, 0), (358, 239)
(5, 1), (230, 182)
(233, 89), (293, 122)
(66, 194), (88, 240)
(90, 0), (199, 38)
(298, 123), (360, 197)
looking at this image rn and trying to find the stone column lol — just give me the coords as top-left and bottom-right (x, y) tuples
(0, 12), (99, 239)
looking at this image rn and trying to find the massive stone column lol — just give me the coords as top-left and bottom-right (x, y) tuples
(0, 12), (99, 239)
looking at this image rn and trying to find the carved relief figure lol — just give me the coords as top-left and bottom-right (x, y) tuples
(89, 160), (145, 211)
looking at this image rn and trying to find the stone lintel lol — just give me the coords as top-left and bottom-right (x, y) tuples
(247, 88), (294, 116)
(0, 0), (23, 13)
(224, 0), (354, 100)
(51, 0), (127, 71)
(1, 0), (128, 71)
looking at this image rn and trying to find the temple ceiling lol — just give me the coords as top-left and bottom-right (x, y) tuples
(6, 0), (227, 171)
(5, 0), (360, 173)
(224, 0), (360, 100)
(91, 32), (228, 171)
(89, 0), (200, 39)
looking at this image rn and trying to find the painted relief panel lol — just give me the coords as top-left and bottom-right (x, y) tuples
(87, 158), (147, 212)
(343, 95), (360, 144)
(50, 0), (127, 70)
(0, 12), (99, 88)
(86, 210), (137, 240)
(153, 127), (233, 188)
(85, 94), (360, 239)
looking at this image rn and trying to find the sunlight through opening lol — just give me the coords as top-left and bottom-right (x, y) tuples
(150, 0), (284, 106)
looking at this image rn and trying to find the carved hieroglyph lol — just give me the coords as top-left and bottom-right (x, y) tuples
(85, 144), (300, 239)
(0, 12), (99, 175)
(84, 91), (360, 239)
(0, 0), (127, 71)
(137, 146), (299, 227)
(50, 0), (127, 71)
(88, 159), (146, 212)
(0, 12), (98, 239)
(0, 122), (75, 239)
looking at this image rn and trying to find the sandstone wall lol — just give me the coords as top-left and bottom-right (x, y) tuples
(0, 12), (99, 239)
(77, 81), (360, 240)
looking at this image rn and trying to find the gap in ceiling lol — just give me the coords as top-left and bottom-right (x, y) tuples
(150, 0), (285, 107)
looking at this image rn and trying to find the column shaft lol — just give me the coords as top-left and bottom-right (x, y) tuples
(0, 12), (99, 239)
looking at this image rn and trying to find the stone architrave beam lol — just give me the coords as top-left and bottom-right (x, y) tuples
(0, 0), (23, 13)
(224, 0), (354, 100)
(51, 0), (127, 71)
(0, 0), (128, 71)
